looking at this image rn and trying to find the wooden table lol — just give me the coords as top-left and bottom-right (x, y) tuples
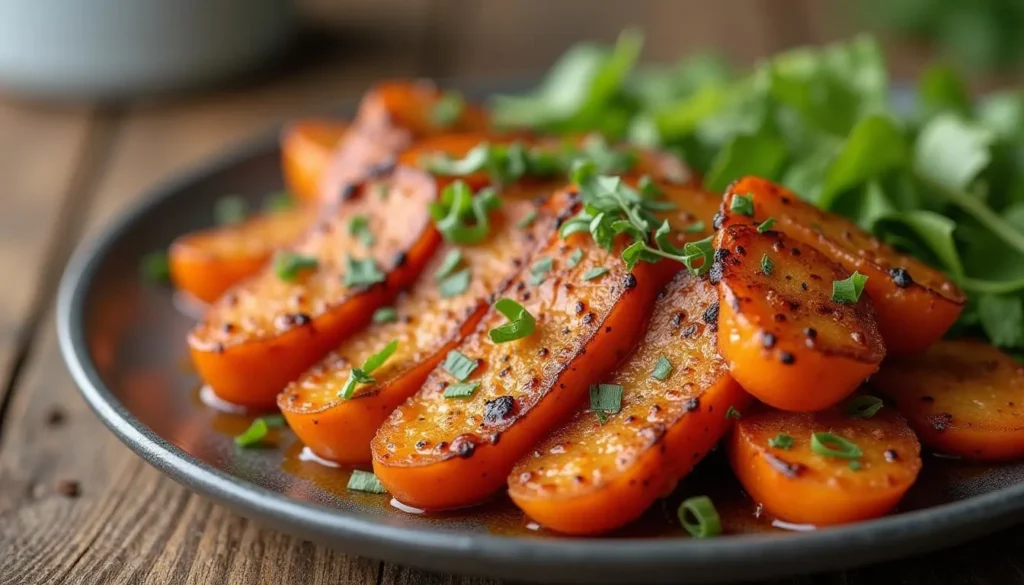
(2, 2), (1023, 583)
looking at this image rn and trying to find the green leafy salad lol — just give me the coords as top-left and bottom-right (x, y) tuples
(492, 30), (1024, 356)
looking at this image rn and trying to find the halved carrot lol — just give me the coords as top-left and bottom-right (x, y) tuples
(871, 339), (1024, 461)
(508, 271), (750, 535)
(372, 197), (675, 510)
(729, 403), (922, 526)
(279, 199), (552, 464)
(722, 177), (966, 354)
(281, 120), (349, 203)
(713, 224), (886, 412)
(189, 166), (442, 410)
(168, 205), (316, 304)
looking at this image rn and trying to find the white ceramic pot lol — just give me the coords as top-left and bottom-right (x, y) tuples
(0, 0), (294, 100)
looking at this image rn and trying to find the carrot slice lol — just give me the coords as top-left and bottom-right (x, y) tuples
(722, 177), (966, 355)
(871, 339), (1024, 461)
(189, 166), (442, 410)
(279, 199), (551, 464)
(371, 199), (674, 510)
(508, 271), (750, 535)
(729, 404), (922, 526)
(168, 205), (316, 304)
(713, 223), (886, 412)
(281, 120), (349, 203)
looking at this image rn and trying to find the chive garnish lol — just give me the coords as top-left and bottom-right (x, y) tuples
(262, 191), (294, 213)
(678, 496), (722, 538)
(339, 340), (399, 399)
(590, 383), (623, 424)
(756, 217), (776, 233)
(582, 267), (609, 281)
(517, 210), (538, 229)
(730, 193), (754, 217)
(443, 350), (479, 382)
(831, 271), (868, 304)
(725, 406), (742, 419)
(348, 214), (374, 247)
(274, 252), (318, 282)
(810, 432), (863, 459)
(761, 254), (774, 276)
(651, 356), (673, 381)
(567, 248), (584, 268)
(343, 255), (386, 287)
(347, 470), (388, 494)
(234, 415), (286, 447)
(140, 250), (170, 283)
(214, 195), (248, 225)
(443, 382), (480, 399)
(488, 298), (536, 343)
(434, 249), (464, 280)
(431, 91), (465, 128)
(372, 307), (398, 324)
(768, 434), (794, 450)
(843, 395), (884, 419)
(439, 268), (472, 298)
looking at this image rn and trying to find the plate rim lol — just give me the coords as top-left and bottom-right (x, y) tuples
(55, 93), (1024, 584)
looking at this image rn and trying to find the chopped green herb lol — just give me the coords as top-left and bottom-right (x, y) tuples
(443, 382), (480, 399)
(431, 91), (465, 128)
(488, 298), (537, 343)
(339, 340), (399, 399)
(811, 432), (863, 460)
(531, 257), (554, 281)
(348, 215), (374, 247)
(434, 249), (464, 280)
(443, 350), (479, 382)
(651, 356), (673, 381)
(849, 460), (863, 471)
(347, 470), (388, 494)
(832, 271), (869, 304)
(582, 266), (610, 281)
(769, 434), (794, 450)
(517, 210), (538, 229)
(638, 174), (662, 197)
(590, 384), (623, 420)
(678, 496), (722, 538)
(429, 181), (501, 244)
(595, 410), (609, 425)
(439, 268), (472, 298)
(274, 252), (319, 282)
(567, 248), (584, 268)
(376, 183), (389, 199)
(262, 191), (294, 213)
(372, 307), (398, 324)
(843, 395), (885, 419)
(757, 217), (776, 233)
(140, 250), (170, 283)
(681, 236), (716, 276)
(761, 254), (774, 276)
(343, 255), (386, 288)
(234, 415), (286, 448)
(725, 406), (742, 419)
(683, 220), (706, 234)
(215, 195), (249, 225)
(729, 193), (754, 217)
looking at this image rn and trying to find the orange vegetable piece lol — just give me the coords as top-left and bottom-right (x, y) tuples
(722, 177), (966, 355)
(372, 199), (675, 510)
(189, 166), (441, 410)
(168, 205), (315, 304)
(713, 224), (886, 411)
(729, 404), (922, 526)
(279, 199), (550, 464)
(871, 339), (1024, 461)
(281, 120), (349, 203)
(509, 272), (750, 535)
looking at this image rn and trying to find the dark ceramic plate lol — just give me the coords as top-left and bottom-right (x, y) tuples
(57, 83), (1024, 584)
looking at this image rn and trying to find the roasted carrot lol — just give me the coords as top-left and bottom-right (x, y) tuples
(279, 199), (551, 464)
(871, 339), (1024, 461)
(729, 403), (922, 526)
(722, 177), (966, 355)
(509, 271), (750, 535)
(189, 166), (441, 410)
(713, 224), (886, 412)
(372, 195), (674, 510)
(281, 120), (349, 203)
(168, 205), (316, 304)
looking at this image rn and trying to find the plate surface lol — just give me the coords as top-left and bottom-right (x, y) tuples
(57, 85), (1024, 584)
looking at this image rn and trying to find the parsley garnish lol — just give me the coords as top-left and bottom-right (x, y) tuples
(443, 350), (478, 381)
(429, 181), (501, 244)
(768, 434), (794, 450)
(234, 415), (286, 447)
(339, 340), (399, 399)
(274, 252), (318, 282)
(347, 470), (387, 493)
(832, 271), (869, 304)
(372, 307), (398, 324)
(730, 193), (755, 217)
(530, 257), (553, 283)
(582, 266), (610, 281)
(683, 220), (706, 234)
(348, 215), (374, 246)
(651, 356), (673, 380)
(443, 382), (479, 399)
(343, 255), (386, 287)
(431, 91), (465, 128)
(725, 406), (742, 419)
(439, 268), (471, 298)
(488, 298), (536, 343)
(761, 254), (774, 276)
(756, 217), (776, 233)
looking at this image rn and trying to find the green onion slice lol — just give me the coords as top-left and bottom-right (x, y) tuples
(843, 395), (885, 419)
(488, 298), (537, 343)
(274, 251), (319, 282)
(678, 496), (723, 538)
(651, 356), (673, 381)
(443, 350), (478, 382)
(811, 432), (863, 459)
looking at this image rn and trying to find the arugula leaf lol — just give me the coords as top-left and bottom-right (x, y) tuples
(875, 210), (963, 279)
(704, 131), (788, 193)
(978, 294), (1024, 348)
(915, 114), (994, 191)
(818, 114), (908, 208)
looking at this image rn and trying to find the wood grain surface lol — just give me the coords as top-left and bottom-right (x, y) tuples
(1, 2), (1023, 584)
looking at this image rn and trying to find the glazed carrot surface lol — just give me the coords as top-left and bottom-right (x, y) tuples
(372, 205), (674, 510)
(509, 271), (749, 535)
(729, 403), (922, 526)
(168, 204), (316, 304)
(722, 177), (965, 355)
(713, 224), (886, 412)
(189, 167), (441, 410)
(279, 200), (549, 464)
(280, 120), (349, 203)
(871, 339), (1024, 461)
